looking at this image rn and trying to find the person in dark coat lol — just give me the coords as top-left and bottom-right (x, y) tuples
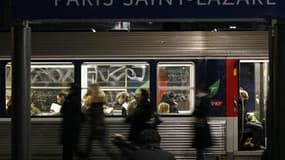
(126, 88), (155, 145)
(60, 83), (83, 160)
(192, 87), (212, 160)
(83, 83), (114, 159)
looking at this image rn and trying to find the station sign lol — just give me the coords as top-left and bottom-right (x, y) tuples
(11, 0), (285, 20)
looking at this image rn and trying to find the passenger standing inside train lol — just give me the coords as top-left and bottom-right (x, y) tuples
(127, 92), (139, 116)
(60, 83), (83, 160)
(83, 83), (113, 159)
(192, 86), (212, 160)
(126, 88), (160, 145)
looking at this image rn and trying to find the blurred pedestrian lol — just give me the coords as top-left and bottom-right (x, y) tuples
(192, 86), (212, 160)
(126, 88), (161, 145)
(60, 83), (83, 160)
(83, 83), (114, 159)
(113, 129), (176, 160)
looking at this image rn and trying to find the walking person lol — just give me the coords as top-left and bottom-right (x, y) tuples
(126, 88), (161, 145)
(60, 83), (83, 160)
(83, 83), (114, 159)
(192, 86), (213, 160)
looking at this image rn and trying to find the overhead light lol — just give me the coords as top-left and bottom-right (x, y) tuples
(211, 28), (218, 32)
(229, 26), (237, 29)
(112, 22), (130, 31)
(91, 28), (96, 32)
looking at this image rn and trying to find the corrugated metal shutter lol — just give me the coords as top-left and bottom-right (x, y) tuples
(0, 117), (226, 160)
(0, 31), (268, 59)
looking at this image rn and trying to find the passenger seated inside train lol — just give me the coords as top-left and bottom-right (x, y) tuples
(241, 112), (264, 150)
(158, 102), (170, 113)
(50, 92), (66, 114)
(160, 92), (179, 113)
(31, 103), (42, 116)
(127, 92), (139, 116)
(239, 88), (265, 150)
(116, 91), (130, 116)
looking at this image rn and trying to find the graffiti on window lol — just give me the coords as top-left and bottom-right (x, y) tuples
(31, 67), (74, 87)
(87, 65), (148, 87)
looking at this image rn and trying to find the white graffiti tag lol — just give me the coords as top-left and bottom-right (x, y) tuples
(97, 65), (146, 82)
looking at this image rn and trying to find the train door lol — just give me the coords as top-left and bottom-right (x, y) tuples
(238, 60), (269, 152)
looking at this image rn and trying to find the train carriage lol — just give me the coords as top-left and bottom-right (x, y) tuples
(0, 31), (269, 160)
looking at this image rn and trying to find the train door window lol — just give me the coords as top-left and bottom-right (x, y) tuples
(238, 60), (269, 151)
(5, 63), (74, 116)
(157, 62), (195, 114)
(81, 62), (150, 116)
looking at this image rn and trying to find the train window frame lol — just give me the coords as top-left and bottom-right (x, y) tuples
(157, 62), (195, 115)
(5, 62), (75, 117)
(81, 62), (150, 116)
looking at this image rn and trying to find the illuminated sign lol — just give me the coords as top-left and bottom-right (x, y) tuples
(11, 0), (284, 19)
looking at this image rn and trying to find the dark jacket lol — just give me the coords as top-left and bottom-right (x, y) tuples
(61, 91), (82, 145)
(192, 95), (212, 149)
(126, 100), (153, 143)
(87, 102), (106, 139)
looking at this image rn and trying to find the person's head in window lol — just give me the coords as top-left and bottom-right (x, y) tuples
(240, 87), (249, 101)
(158, 102), (170, 113)
(56, 93), (66, 105)
(50, 92), (66, 114)
(116, 92), (129, 105)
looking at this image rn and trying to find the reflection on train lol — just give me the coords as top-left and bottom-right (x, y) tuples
(0, 59), (269, 158)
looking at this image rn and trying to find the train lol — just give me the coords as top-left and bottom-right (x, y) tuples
(0, 31), (269, 160)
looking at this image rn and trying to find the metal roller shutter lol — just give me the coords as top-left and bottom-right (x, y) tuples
(0, 31), (268, 59)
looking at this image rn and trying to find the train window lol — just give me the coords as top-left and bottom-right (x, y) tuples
(81, 62), (150, 116)
(5, 63), (74, 116)
(239, 60), (269, 151)
(157, 62), (195, 114)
